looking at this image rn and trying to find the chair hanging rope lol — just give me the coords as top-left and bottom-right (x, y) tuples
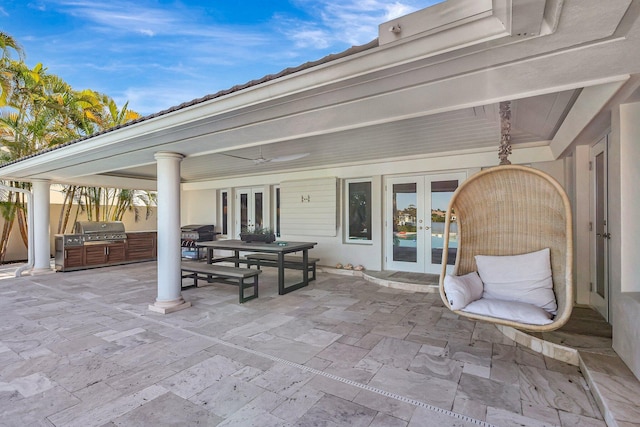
(498, 101), (512, 165)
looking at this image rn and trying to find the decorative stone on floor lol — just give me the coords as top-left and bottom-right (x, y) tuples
(0, 262), (635, 426)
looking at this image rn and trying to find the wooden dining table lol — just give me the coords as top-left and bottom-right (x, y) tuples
(196, 240), (318, 295)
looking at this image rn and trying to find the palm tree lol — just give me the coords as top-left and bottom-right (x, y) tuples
(0, 32), (153, 260)
(0, 32), (24, 106)
(56, 92), (146, 231)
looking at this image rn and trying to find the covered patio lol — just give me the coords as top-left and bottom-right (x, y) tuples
(0, 263), (635, 426)
(1, 1), (640, 425)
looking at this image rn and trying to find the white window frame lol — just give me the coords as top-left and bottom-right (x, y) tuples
(344, 178), (373, 245)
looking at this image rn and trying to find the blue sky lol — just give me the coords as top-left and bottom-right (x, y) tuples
(1, 0), (441, 116)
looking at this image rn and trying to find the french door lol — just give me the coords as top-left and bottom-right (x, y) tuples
(385, 172), (465, 273)
(590, 138), (609, 320)
(236, 187), (264, 236)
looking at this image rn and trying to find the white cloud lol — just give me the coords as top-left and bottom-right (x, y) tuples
(30, 0), (443, 115)
(279, 0), (441, 46)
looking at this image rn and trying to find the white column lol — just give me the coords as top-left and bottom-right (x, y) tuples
(619, 101), (640, 293)
(31, 179), (53, 274)
(148, 152), (191, 314)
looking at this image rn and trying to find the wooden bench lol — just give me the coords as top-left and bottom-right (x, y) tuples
(181, 261), (261, 303)
(244, 254), (319, 281)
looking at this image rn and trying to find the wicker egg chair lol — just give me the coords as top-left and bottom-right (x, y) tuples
(438, 165), (573, 332)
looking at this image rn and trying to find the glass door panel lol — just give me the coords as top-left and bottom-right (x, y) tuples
(254, 192), (263, 230)
(393, 182), (418, 264)
(386, 176), (425, 272)
(236, 187), (264, 237)
(590, 138), (609, 320)
(430, 180), (459, 267)
(385, 173), (465, 274)
(239, 192), (249, 232)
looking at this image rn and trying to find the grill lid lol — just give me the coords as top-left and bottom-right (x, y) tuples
(74, 221), (126, 234)
(180, 224), (215, 233)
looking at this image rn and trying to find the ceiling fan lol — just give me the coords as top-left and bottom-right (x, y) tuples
(220, 147), (310, 165)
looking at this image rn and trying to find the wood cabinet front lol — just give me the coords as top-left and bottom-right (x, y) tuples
(55, 232), (157, 271)
(64, 247), (84, 269)
(126, 232), (157, 260)
(84, 242), (126, 265)
(106, 242), (126, 263)
(84, 244), (107, 265)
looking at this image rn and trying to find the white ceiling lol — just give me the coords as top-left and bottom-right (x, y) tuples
(108, 90), (579, 182)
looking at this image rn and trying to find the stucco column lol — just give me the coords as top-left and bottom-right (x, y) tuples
(31, 179), (53, 274)
(148, 152), (191, 314)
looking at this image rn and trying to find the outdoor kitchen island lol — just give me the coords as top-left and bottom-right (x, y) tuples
(54, 221), (157, 272)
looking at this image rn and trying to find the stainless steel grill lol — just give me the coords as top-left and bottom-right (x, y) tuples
(74, 221), (127, 243)
(180, 224), (217, 247)
(181, 224), (217, 260)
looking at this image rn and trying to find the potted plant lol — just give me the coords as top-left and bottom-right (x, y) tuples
(240, 226), (276, 243)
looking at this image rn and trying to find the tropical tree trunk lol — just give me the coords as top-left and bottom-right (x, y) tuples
(0, 214), (14, 263)
(57, 185), (77, 233)
(15, 192), (27, 247)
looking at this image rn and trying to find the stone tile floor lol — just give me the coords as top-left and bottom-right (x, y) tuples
(0, 262), (623, 426)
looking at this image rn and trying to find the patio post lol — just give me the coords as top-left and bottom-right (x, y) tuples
(31, 179), (53, 274)
(148, 152), (191, 314)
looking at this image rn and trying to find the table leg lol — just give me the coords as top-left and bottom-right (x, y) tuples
(302, 249), (309, 286)
(278, 252), (285, 295)
(234, 250), (240, 267)
(207, 247), (213, 264)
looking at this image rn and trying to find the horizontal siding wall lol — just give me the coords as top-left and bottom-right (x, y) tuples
(182, 146), (563, 271)
(281, 177), (337, 236)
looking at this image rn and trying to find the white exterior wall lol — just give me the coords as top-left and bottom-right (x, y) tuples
(182, 146), (566, 272)
(181, 189), (216, 227)
(610, 101), (640, 379)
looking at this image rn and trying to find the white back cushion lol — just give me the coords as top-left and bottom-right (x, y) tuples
(475, 248), (557, 315)
(443, 272), (484, 310)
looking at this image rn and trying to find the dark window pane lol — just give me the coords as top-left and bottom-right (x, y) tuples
(276, 188), (281, 237)
(254, 192), (263, 229)
(221, 191), (228, 235)
(348, 181), (372, 241)
(240, 193), (248, 231)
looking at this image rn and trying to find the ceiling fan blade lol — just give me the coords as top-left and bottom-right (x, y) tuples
(270, 153), (310, 162)
(219, 153), (255, 161)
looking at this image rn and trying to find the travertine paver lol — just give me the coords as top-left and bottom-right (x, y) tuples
(0, 262), (610, 426)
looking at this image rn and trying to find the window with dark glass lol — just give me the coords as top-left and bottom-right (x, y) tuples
(221, 191), (228, 235)
(275, 187), (281, 237)
(347, 181), (372, 241)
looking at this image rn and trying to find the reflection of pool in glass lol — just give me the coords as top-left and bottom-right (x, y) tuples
(394, 232), (417, 247)
(393, 224), (459, 264)
(393, 224), (458, 248)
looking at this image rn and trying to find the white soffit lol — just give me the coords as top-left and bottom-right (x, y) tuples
(379, 0), (551, 49)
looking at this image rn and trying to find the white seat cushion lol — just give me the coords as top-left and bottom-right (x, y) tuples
(462, 298), (553, 325)
(475, 248), (557, 315)
(443, 272), (484, 310)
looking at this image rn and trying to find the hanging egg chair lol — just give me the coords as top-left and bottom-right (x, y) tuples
(438, 103), (573, 332)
